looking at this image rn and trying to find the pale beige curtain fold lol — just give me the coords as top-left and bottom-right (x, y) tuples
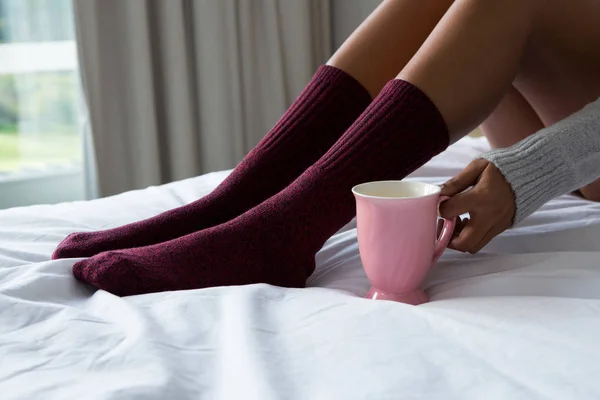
(74, 0), (331, 196)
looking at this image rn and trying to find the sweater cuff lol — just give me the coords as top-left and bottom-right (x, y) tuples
(478, 137), (573, 225)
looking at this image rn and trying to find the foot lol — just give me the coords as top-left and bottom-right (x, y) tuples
(72, 195), (317, 296)
(52, 194), (227, 260)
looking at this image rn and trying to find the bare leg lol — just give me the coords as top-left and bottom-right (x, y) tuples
(480, 86), (544, 149)
(398, 0), (545, 140)
(328, 0), (453, 98)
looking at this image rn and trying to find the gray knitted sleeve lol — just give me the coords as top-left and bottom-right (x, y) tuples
(478, 97), (600, 224)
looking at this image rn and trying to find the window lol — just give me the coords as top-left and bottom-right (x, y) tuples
(0, 0), (85, 208)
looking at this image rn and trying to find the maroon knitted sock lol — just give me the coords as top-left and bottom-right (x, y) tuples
(72, 80), (449, 296)
(52, 66), (371, 260)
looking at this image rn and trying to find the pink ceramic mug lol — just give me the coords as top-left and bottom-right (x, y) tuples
(352, 181), (456, 305)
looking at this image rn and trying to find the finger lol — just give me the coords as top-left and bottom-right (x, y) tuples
(469, 224), (505, 254)
(453, 217), (469, 238)
(439, 187), (482, 219)
(439, 216), (467, 239)
(440, 159), (488, 197)
(448, 216), (490, 253)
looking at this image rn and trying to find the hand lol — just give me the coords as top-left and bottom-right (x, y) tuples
(438, 159), (516, 254)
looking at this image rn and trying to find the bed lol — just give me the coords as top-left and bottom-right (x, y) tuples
(2, 137), (600, 399)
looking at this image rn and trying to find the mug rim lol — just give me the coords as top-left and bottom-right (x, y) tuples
(351, 180), (441, 200)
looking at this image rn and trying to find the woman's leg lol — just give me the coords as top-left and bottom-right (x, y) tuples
(480, 86), (544, 149)
(399, 0), (544, 139)
(53, 0), (454, 260)
(73, 0), (548, 296)
(478, 0), (600, 201)
(327, 0), (453, 97)
(578, 180), (600, 201)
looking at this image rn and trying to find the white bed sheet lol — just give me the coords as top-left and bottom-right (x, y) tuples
(2, 137), (600, 399)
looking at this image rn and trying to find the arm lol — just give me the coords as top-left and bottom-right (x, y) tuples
(439, 97), (600, 253)
(480, 97), (600, 224)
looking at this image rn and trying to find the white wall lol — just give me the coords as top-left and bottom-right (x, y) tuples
(332, 0), (380, 49)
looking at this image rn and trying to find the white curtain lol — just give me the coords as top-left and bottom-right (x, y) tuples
(74, 0), (332, 197)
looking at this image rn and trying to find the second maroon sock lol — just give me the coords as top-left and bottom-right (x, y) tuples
(73, 79), (450, 296)
(52, 65), (371, 259)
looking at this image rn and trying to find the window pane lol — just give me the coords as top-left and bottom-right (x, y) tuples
(0, 71), (81, 172)
(0, 0), (82, 175)
(0, 0), (75, 44)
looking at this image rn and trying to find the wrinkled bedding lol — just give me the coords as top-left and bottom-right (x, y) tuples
(1, 137), (600, 399)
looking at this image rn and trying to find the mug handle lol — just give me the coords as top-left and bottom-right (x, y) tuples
(432, 196), (456, 265)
